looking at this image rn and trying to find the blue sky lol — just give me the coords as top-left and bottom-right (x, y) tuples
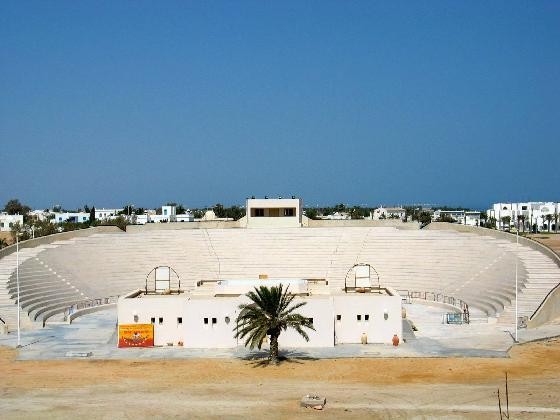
(1, 1), (559, 210)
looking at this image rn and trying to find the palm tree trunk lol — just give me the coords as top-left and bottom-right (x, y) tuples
(269, 333), (279, 364)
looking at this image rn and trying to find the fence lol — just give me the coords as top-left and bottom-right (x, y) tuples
(63, 295), (119, 321)
(399, 289), (469, 312)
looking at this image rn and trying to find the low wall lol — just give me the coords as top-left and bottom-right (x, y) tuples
(425, 222), (560, 326)
(68, 303), (116, 324)
(0, 226), (123, 259)
(306, 219), (420, 229)
(126, 220), (242, 232)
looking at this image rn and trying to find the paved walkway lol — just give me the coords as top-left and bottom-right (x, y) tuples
(1, 304), (559, 360)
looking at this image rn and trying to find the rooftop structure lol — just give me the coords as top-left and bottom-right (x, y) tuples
(245, 197), (303, 228)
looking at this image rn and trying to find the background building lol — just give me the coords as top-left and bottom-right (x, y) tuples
(245, 197), (303, 228)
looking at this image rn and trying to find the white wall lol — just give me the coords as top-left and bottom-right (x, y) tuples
(333, 294), (402, 344)
(118, 293), (187, 346)
(118, 291), (401, 348)
(50, 212), (90, 224)
(246, 198), (303, 227)
(0, 214), (23, 231)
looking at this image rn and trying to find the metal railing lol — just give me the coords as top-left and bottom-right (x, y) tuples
(63, 295), (119, 321)
(400, 289), (469, 312)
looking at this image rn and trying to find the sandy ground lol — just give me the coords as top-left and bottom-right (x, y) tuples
(0, 232), (13, 246)
(1, 338), (560, 419)
(528, 233), (560, 257)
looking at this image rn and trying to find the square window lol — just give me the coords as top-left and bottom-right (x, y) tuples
(204, 317), (209, 324)
(177, 317), (182, 324)
(158, 317), (163, 325)
(365, 314), (370, 321)
(212, 317), (217, 325)
(336, 314), (341, 321)
(357, 315), (362, 321)
(150, 317), (155, 324)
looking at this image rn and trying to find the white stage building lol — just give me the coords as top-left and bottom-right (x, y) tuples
(117, 265), (403, 348)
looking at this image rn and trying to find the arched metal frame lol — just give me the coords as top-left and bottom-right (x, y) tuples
(144, 265), (182, 294)
(344, 263), (381, 293)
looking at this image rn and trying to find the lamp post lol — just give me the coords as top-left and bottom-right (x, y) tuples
(16, 232), (22, 347)
(515, 229), (519, 343)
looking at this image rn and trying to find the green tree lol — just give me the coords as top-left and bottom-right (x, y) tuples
(4, 199), (31, 216)
(192, 209), (204, 219)
(501, 216), (511, 230)
(0, 238), (8, 249)
(518, 215), (526, 233)
(545, 214), (553, 233)
(417, 211), (432, 225)
(234, 284), (315, 365)
(304, 208), (318, 220)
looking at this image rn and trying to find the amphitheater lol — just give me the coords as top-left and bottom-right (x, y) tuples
(1, 221), (559, 338)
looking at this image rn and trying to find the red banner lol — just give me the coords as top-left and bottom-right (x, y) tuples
(118, 324), (154, 348)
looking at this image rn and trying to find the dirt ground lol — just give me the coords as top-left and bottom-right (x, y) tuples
(528, 233), (560, 257)
(1, 338), (560, 419)
(0, 231), (13, 247)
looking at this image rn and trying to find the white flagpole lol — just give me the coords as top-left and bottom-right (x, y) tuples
(515, 230), (518, 342)
(16, 234), (21, 347)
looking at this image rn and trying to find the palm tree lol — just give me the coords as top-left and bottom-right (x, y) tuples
(545, 214), (553, 233)
(555, 210), (559, 234)
(518, 215), (526, 233)
(501, 216), (511, 230)
(234, 284), (315, 364)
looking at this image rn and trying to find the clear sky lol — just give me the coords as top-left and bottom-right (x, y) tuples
(1, 1), (559, 210)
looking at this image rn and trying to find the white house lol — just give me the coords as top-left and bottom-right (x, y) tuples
(487, 202), (559, 231)
(50, 212), (90, 224)
(95, 208), (123, 221)
(371, 207), (406, 221)
(432, 210), (481, 227)
(117, 266), (402, 348)
(320, 212), (351, 220)
(0, 213), (23, 232)
(245, 197), (303, 228)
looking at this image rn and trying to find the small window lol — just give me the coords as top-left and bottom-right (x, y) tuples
(254, 208), (265, 217)
(204, 317), (209, 324)
(336, 314), (341, 321)
(212, 317), (217, 325)
(365, 314), (370, 321)
(150, 317), (155, 324)
(283, 208), (295, 217)
(158, 317), (164, 325)
(357, 315), (362, 321)
(177, 317), (182, 325)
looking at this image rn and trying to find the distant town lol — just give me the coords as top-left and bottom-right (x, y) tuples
(1, 198), (558, 248)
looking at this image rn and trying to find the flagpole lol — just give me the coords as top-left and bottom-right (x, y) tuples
(16, 234), (21, 348)
(515, 230), (518, 343)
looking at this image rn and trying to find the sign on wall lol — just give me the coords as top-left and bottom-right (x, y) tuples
(118, 324), (154, 348)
